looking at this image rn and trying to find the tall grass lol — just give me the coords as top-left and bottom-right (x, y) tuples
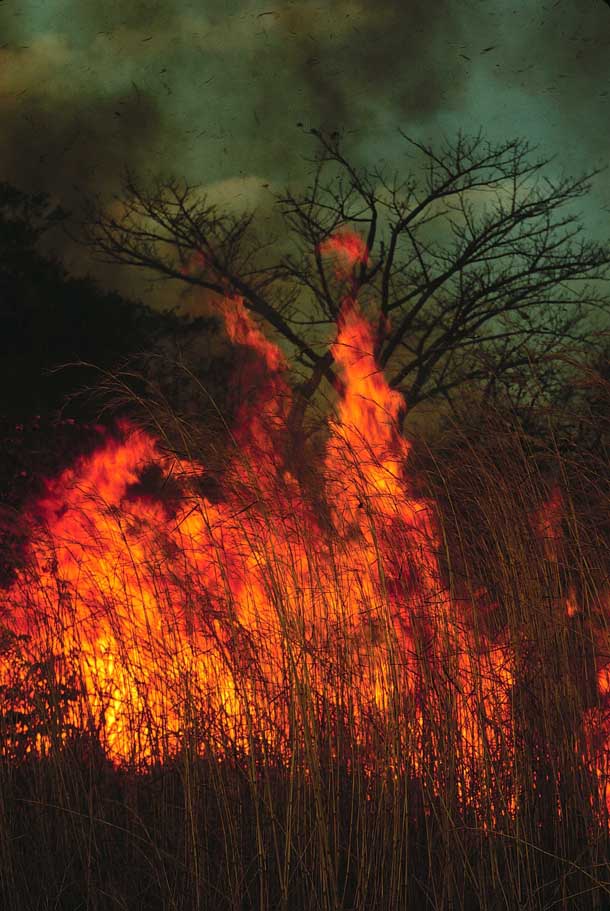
(1, 387), (610, 911)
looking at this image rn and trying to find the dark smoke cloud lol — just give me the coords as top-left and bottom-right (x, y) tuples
(0, 91), (165, 207)
(498, 3), (610, 164)
(0, 0), (607, 295)
(0, 1), (183, 201)
(0, 72), (174, 287)
(0, 0), (468, 206)
(235, 0), (470, 179)
(1, 0), (187, 49)
(275, 0), (467, 130)
(0, 2), (184, 283)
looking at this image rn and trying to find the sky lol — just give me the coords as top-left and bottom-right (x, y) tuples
(1, 0), (609, 301)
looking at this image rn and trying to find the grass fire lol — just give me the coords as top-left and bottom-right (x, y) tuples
(2, 229), (610, 910)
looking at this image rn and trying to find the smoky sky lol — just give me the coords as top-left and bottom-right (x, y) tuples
(0, 0), (609, 291)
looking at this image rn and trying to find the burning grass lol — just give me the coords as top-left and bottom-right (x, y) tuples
(1, 241), (610, 909)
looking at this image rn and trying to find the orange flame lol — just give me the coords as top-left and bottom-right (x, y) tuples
(319, 230), (368, 264)
(1, 230), (607, 829)
(318, 229), (369, 283)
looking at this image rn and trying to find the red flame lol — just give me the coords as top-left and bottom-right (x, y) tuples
(318, 229), (369, 282)
(0, 230), (607, 826)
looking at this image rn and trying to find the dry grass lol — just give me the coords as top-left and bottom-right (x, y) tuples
(1, 392), (610, 911)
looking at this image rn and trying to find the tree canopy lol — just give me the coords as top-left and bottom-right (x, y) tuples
(85, 130), (610, 425)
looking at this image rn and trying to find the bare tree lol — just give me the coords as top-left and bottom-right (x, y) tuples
(84, 130), (610, 426)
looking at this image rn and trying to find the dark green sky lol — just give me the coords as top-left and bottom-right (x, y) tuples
(1, 0), (609, 299)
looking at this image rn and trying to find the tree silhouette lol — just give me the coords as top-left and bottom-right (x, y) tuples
(85, 130), (610, 427)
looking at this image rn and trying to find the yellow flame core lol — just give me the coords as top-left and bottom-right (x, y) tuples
(0, 234), (595, 822)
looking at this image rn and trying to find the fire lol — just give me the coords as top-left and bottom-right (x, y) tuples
(319, 230), (369, 268)
(0, 229), (607, 829)
(318, 229), (369, 286)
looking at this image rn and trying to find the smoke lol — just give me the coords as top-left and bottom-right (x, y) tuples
(272, 0), (467, 131)
(0, 89), (165, 208)
(0, 0), (467, 206)
(0, 7), (182, 284)
(0, 0), (607, 286)
(0, 6), (184, 199)
(497, 3), (610, 170)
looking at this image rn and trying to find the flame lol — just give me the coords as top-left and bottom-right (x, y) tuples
(319, 230), (369, 265)
(319, 229), (369, 284)
(1, 230), (608, 829)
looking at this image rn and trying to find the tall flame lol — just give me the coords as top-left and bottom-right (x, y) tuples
(0, 230), (606, 826)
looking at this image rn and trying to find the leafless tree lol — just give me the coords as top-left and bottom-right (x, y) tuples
(84, 130), (610, 427)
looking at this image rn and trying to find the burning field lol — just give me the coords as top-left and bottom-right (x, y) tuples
(1, 234), (610, 910)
